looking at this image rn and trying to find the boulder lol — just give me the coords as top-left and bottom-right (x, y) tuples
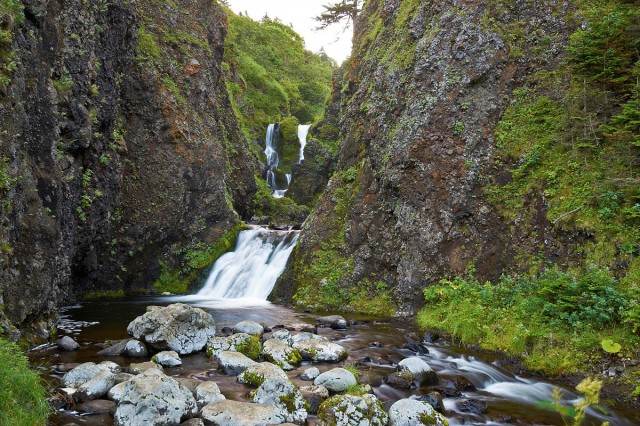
(262, 338), (302, 370)
(62, 362), (113, 388)
(292, 339), (347, 363)
(181, 419), (205, 426)
(290, 332), (327, 345)
(153, 351), (182, 367)
(316, 315), (347, 330)
(56, 336), (80, 351)
(300, 385), (329, 414)
(300, 367), (320, 381)
(233, 320), (264, 336)
(397, 357), (437, 385)
(250, 378), (308, 424)
(177, 378), (202, 396)
(199, 400), (286, 426)
(108, 382), (127, 403)
(99, 361), (122, 373)
(457, 398), (488, 414)
(76, 371), (116, 401)
(124, 339), (149, 358)
(313, 368), (357, 393)
(127, 303), (216, 355)
(98, 339), (129, 357)
(271, 329), (293, 345)
(388, 399), (448, 426)
(129, 361), (163, 375)
(237, 362), (288, 387)
(385, 371), (414, 389)
(114, 369), (197, 426)
(317, 393), (388, 426)
(216, 351), (257, 375)
(419, 392), (445, 414)
(195, 381), (225, 410)
(113, 373), (133, 383)
(206, 333), (252, 357)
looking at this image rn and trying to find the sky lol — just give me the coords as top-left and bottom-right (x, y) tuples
(226, 0), (353, 63)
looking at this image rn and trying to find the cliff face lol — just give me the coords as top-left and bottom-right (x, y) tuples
(288, 0), (574, 314)
(0, 0), (256, 340)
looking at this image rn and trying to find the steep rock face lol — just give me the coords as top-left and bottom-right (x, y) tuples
(0, 0), (256, 339)
(289, 0), (572, 314)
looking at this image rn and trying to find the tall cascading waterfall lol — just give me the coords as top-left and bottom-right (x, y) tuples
(264, 123), (311, 198)
(196, 226), (299, 301)
(297, 124), (311, 162)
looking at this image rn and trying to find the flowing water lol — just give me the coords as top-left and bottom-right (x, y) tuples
(298, 124), (311, 162)
(265, 123), (311, 198)
(31, 228), (640, 425)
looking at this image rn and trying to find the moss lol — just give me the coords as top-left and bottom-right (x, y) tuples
(80, 289), (125, 301)
(278, 392), (299, 413)
(236, 335), (262, 361)
(285, 349), (302, 366)
(0, 0), (24, 88)
(136, 25), (161, 64)
(251, 177), (309, 224)
(278, 116), (300, 174)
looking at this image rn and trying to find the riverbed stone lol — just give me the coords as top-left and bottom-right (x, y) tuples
(99, 361), (122, 374)
(233, 320), (264, 336)
(76, 370), (116, 401)
(314, 368), (357, 393)
(124, 339), (149, 358)
(75, 399), (117, 415)
(262, 338), (302, 370)
(129, 361), (163, 375)
(250, 378), (308, 424)
(206, 333), (252, 357)
(317, 393), (388, 426)
(271, 329), (293, 345)
(62, 362), (113, 388)
(389, 399), (448, 425)
(177, 378), (202, 396)
(457, 398), (488, 414)
(293, 339), (348, 363)
(114, 369), (197, 426)
(316, 315), (347, 330)
(300, 384), (329, 414)
(195, 381), (225, 410)
(108, 382), (127, 403)
(300, 367), (320, 381)
(237, 361), (288, 387)
(152, 350), (182, 367)
(397, 357), (437, 385)
(290, 332), (327, 345)
(217, 350), (257, 375)
(98, 339), (130, 357)
(180, 419), (204, 426)
(127, 303), (216, 355)
(56, 336), (80, 351)
(385, 371), (414, 389)
(199, 400), (286, 426)
(419, 392), (445, 414)
(113, 372), (134, 384)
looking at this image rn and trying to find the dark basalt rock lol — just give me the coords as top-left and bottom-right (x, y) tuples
(457, 399), (488, 414)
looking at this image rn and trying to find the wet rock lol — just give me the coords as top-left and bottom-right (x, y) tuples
(75, 399), (117, 415)
(290, 324), (318, 334)
(206, 333), (252, 357)
(314, 368), (357, 393)
(404, 334), (429, 354)
(62, 362), (113, 388)
(300, 367), (320, 381)
(199, 400), (286, 426)
(195, 381), (225, 410)
(371, 341), (382, 347)
(262, 338), (302, 370)
(217, 350), (257, 375)
(317, 393), (388, 426)
(397, 357), (437, 385)
(251, 378), (308, 424)
(152, 350), (182, 367)
(300, 384), (329, 414)
(127, 303), (216, 355)
(419, 391), (445, 414)
(124, 339), (149, 358)
(237, 362), (288, 387)
(316, 315), (347, 330)
(293, 339), (348, 363)
(220, 326), (233, 335)
(385, 371), (414, 389)
(449, 376), (476, 392)
(233, 320), (264, 337)
(423, 331), (440, 343)
(457, 398), (488, 414)
(114, 369), (197, 426)
(129, 361), (163, 375)
(56, 363), (80, 373)
(432, 386), (462, 398)
(56, 336), (80, 351)
(97, 339), (130, 357)
(388, 399), (448, 426)
(76, 371), (116, 401)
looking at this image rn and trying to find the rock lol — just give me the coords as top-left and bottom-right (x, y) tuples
(99, 361), (122, 373)
(397, 357), (437, 385)
(217, 351), (257, 375)
(300, 385), (329, 414)
(62, 362), (113, 388)
(388, 399), (448, 426)
(385, 371), (414, 389)
(114, 369), (197, 426)
(300, 367), (320, 381)
(423, 331), (440, 343)
(316, 315), (347, 330)
(177, 378), (202, 396)
(113, 373), (134, 384)
(432, 386), (462, 398)
(447, 376), (476, 392)
(457, 398), (488, 414)
(293, 339), (348, 363)
(271, 329), (293, 345)
(314, 368), (357, 393)
(75, 399), (117, 415)
(251, 378), (308, 424)
(195, 381), (225, 410)
(108, 382), (127, 403)
(237, 362), (288, 387)
(98, 339), (129, 357)
(127, 303), (216, 355)
(56, 336), (80, 351)
(129, 361), (163, 375)
(76, 371), (116, 401)
(290, 332), (327, 345)
(262, 338), (302, 370)
(419, 392), (445, 414)
(153, 350), (182, 367)
(206, 333), (253, 357)
(290, 323), (318, 334)
(233, 320), (264, 336)
(56, 363), (80, 373)
(200, 400), (286, 426)
(124, 339), (149, 358)
(181, 419), (204, 426)
(317, 393), (388, 426)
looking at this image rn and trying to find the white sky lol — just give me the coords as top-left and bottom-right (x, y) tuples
(226, 0), (353, 63)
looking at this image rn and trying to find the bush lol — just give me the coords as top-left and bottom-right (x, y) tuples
(0, 339), (50, 425)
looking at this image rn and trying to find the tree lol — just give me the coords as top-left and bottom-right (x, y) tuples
(315, 0), (363, 31)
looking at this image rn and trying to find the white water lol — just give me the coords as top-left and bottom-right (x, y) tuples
(297, 124), (311, 162)
(196, 227), (298, 302)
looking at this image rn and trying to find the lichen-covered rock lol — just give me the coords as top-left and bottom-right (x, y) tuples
(237, 362), (288, 387)
(76, 371), (116, 401)
(206, 333), (252, 357)
(313, 368), (357, 393)
(108, 382), (127, 403)
(291, 332), (327, 345)
(317, 393), (388, 426)
(293, 339), (347, 363)
(62, 362), (113, 388)
(397, 357), (437, 386)
(388, 399), (448, 426)
(300, 384), (329, 414)
(250, 378), (308, 424)
(152, 351), (182, 367)
(114, 369), (197, 426)
(262, 338), (302, 370)
(129, 361), (163, 375)
(271, 329), (293, 345)
(127, 304), (216, 355)
(316, 315), (347, 330)
(124, 339), (149, 358)
(195, 381), (225, 410)
(300, 367), (320, 381)
(216, 351), (257, 375)
(199, 400), (286, 426)
(233, 320), (264, 336)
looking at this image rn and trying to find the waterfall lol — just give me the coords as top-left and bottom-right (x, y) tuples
(297, 124), (311, 162)
(197, 226), (299, 301)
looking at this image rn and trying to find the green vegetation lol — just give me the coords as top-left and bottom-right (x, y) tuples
(80, 289), (126, 301)
(251, 178), (309, 224)
(236, 335), (262, 361)
(542, 377), (608, 426)
(278, 116), (300, 173)
(0, 339), (50, 426)
(0, 0), (23, 89)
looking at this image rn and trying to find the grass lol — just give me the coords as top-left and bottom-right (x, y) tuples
(0, 339), (50, 426)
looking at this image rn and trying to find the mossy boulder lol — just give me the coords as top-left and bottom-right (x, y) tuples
(237, 362), (288, 387)
(317, 393), (388, 426)
(388, 399), (448, 426)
